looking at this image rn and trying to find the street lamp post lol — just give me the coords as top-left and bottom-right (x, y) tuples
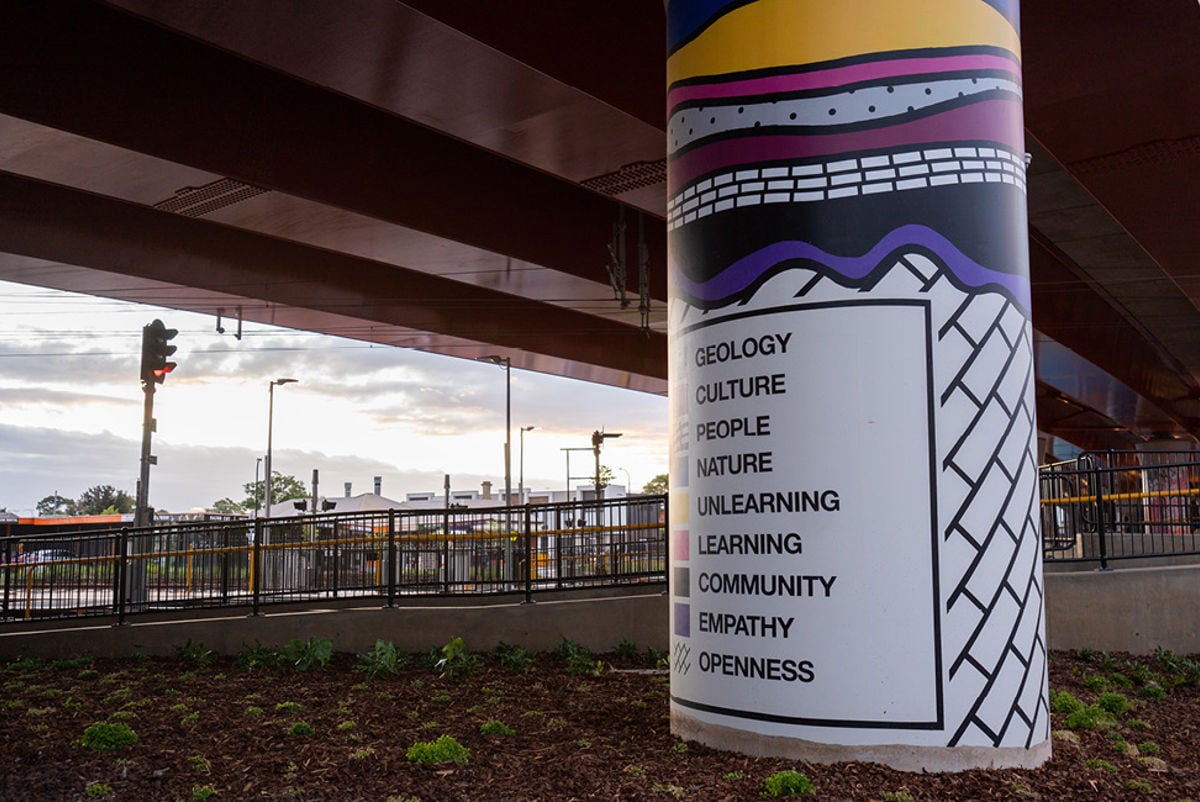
(478, 355), (513, 581)
(519, 426), (537, 502)
(254, 457), (262, 517)
(265, 377), (298, 518)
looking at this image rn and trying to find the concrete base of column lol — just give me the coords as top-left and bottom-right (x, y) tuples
(672, 711), (1051, 772)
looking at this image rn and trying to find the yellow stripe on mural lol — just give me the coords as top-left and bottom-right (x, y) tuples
(668, 0), (1021, 84)
(674, 492), (689, 525)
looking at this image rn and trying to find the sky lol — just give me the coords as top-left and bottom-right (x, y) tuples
(0, 280), (669, 516)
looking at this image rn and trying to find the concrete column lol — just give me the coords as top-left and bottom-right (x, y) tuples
(666, 0), (1049, 770)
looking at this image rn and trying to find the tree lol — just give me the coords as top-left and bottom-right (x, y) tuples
(237, 472), (308, 511)
(211, 497), (247, 515)
(76, 485), (135, 515)
(642, 473), (668, 495)
(596, 465), (615, 489)
(36, 493), (77, 516)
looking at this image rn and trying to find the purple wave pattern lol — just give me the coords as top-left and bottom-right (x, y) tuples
(672, 224), (1031, 312)
(667, 53), (1020, 111)
(670, 98), (1023, 187)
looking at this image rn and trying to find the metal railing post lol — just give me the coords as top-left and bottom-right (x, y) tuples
(2, 538), (11, 617)
(220, 525), (231, 604)
(523, 504), (533, 604)
(251, 518), (263, 615)
(1093, 459), (1110, 571)
(116, 527), (129, 625)
(387, 510), (396, 607)
(332, 526), (340, 599)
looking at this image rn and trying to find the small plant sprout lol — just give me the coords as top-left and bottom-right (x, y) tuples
(189, 754), (212, 773)
(287, 722), (315, 737)
(436, 637), (482, 678)
(406, 735), (470, 765)
(762, 769), (814, 797)
(356, 639), (406, 679)
(85, 782), (112, 798)
(190, 784), (217, 802)
(479, 720), (515, 736)
(881, 790), (915, 802)
(282, 637), (334, 672)
(79, 721), (138, 751)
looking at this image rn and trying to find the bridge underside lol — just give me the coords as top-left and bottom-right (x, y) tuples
(1, 1), (1198, 452)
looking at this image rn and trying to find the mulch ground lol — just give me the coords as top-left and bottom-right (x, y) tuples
(1, 645), (1198, 801)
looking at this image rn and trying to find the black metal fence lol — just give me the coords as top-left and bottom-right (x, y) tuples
(1, 495), (667, 624)
(1040, 451), (1200, 568)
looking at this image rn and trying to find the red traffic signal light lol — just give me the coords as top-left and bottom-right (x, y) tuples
(140, 319), (178, 386)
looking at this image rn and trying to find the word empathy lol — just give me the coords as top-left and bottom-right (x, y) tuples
(698, 612), (794, 638)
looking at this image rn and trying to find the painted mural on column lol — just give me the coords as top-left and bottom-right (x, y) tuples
(666, 0), (1049, 765)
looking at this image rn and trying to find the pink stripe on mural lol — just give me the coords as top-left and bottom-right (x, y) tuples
(673, 529), (690, 562)
(668, 54), (1019, 112)
(669, 99), (1023, 188)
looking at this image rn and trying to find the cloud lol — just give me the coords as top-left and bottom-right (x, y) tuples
(0, 422), (514, 515)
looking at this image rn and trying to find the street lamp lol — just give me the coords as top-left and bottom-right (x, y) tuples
(476, 356), (512, 511)
(519, 426), (537, 502)
(617, 467), (632, 495)
(265, 377), (298, 517)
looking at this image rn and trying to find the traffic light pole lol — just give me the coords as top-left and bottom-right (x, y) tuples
(134, 383), (156, 528)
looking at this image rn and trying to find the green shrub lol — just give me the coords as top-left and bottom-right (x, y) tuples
(1084, 674), (1108, 692)
(1140, 682), (1168, 700)
(190, 784), (216, 802)
(52, 656), (95, 671)
(79, 721), (138, 751)
(1126, 779), (1152, 793)
(176, 639), (216, 666)
(1050, 691), (1084, 715)
(566, 653), (605, 676)
(615, 639), (641, 659)
(554, 636), (590, 662)
(84, 782), (112, 798)
(435, 637), (481, 678)
(245, 706), (264, 717)
(1096, 692), (1131, 717)
(1137, 741), (1162, 756)
(275, 701), (304, 714)
(406, 735), (470, 765)
(479, 719), (515, 736)
(494, 642), (536, 672)
(287, 722), (315, 737)
(235, 642), (282, 672)
(281, 638), (333, 672)
(1085, 758), (1117, 773)
(1064, 704), (1115, 731)
(762, 769), (814, 797)
(356, 639), (406, 679)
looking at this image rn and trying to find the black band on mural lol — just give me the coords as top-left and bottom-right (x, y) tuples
(669, 181), (1027, 296)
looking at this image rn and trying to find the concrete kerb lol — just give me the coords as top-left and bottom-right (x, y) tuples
(3, 564), (1199, 660)
(0, 590), (670, 660)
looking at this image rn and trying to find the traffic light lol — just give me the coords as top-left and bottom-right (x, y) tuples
(140, 319), (178, 386)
